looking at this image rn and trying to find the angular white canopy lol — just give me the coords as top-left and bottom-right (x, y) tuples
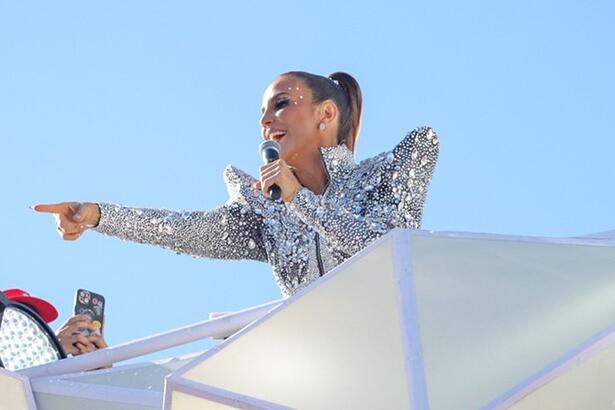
(2, 228), (614, 409)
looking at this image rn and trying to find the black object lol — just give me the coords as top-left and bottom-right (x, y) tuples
(73, 289), (105, 337)
(0, 291), (66, 370)
(259, 140), (282, 201)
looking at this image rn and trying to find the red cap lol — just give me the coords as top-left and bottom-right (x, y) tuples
(2, 289), (59, 323)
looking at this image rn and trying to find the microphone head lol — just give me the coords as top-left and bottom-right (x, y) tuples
(259, 140), (281, 164)
(259, 140), (281, 155)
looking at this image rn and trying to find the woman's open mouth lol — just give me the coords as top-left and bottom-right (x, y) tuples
(270, 131), (287, 141)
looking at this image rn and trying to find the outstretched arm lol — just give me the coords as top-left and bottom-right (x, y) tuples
(33, 201), (267, 262)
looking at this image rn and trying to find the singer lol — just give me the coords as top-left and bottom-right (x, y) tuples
(33, 71), (439, 297)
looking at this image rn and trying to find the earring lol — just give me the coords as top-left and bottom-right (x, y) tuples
(319, 122), (326, 131)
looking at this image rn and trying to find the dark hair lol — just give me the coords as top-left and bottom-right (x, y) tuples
(281, 71), (363, 153)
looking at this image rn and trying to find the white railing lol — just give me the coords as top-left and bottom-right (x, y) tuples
(19, 298), (283, 378)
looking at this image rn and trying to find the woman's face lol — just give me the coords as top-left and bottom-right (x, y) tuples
(260, 75), (321, 165)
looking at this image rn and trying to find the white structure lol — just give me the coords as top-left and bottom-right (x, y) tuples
(2, 228), (615, 409)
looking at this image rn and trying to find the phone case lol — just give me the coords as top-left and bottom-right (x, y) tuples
(73, 289), (105, 337)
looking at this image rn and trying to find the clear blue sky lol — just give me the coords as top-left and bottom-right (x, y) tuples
(1, 1), (613, 361)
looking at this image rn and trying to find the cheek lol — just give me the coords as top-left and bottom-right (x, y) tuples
(276, 113), (297, 133)
(279, 105), (314, 137)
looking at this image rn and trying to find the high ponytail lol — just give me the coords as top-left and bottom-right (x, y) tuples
(281, 70), (363, 153)
(327, 72), (362, 153)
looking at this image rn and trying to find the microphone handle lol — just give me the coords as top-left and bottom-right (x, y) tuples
(263, 147), (282, 200)
(269, 184), (281, 201)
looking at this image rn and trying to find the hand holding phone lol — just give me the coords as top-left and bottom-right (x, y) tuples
(73, 289), (105, 337)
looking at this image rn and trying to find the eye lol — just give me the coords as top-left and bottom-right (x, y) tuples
(274, 98), (289, 109)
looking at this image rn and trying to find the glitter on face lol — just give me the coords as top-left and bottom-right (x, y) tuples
(0, 307), (62, 371)
(94, 127), (439, 297)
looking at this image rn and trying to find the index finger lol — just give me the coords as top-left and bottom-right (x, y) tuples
(71, 314), (92, 322)
(260, 160), (280, 172)
(68, 321), (98, 334)
(32, 203), (68, 214)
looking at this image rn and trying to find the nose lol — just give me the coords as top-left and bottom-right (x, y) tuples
(260, 109), (273, 130)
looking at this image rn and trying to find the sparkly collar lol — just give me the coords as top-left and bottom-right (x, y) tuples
(318, 143), (356, 182)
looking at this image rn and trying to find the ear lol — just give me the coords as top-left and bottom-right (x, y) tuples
(316, 99), (338, 127)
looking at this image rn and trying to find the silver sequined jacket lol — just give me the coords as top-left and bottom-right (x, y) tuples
(94, 126), (439, 296)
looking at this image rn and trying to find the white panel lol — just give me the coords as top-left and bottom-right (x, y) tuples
(33, 393), (157, 410)
(0, 369), (32, 410)
(171, 391), (236, 409)
(61, 356), (194, 391)
(175, 235), (415, 409)
(31, 379), (162, 409)
(510, 338), (615, 409)
(409, 235), (615, 409)
(29, 357), (195, 409)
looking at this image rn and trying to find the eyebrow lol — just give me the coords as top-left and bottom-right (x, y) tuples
(261, 92), (289, 113)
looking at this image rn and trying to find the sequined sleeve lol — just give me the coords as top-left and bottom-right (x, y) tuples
(93, 202), (267, 261)
(288, 127), (439, 256)
(381, 126), (440, 229)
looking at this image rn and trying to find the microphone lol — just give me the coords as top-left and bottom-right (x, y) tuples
(258, 140), (282, 201)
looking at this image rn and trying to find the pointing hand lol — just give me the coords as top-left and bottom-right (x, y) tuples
(32, 202), (100, 241)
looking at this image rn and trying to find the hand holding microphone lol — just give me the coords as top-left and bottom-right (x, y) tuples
(257, 140), (302, 203)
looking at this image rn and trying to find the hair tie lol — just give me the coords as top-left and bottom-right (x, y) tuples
(329, 77), (343, 90)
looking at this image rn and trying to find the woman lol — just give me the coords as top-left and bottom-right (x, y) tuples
(34, 71), (439, 297)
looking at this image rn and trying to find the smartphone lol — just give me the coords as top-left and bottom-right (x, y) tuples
(73, 289), (105, 337)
